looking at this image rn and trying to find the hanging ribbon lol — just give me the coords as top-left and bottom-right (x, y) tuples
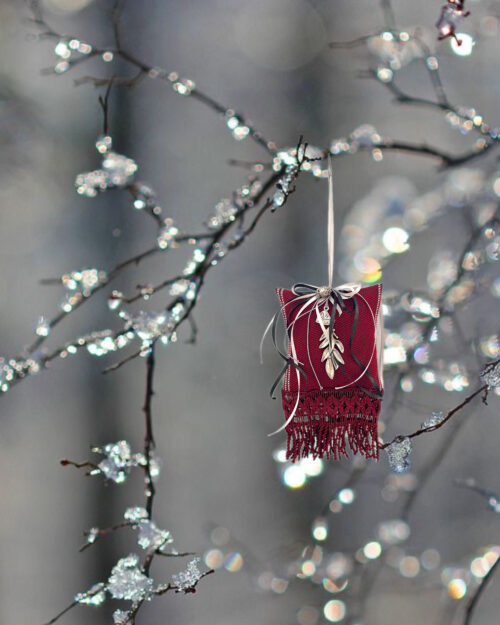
(262, 156), (381, 436)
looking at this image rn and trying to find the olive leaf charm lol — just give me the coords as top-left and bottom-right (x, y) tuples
(317, 307), (345, 379)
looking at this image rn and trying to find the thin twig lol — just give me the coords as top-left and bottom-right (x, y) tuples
(380, 384), (490, 450)
(463, 556), (500, 625)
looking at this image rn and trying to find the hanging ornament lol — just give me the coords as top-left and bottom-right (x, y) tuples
(262, 158), (384, 462)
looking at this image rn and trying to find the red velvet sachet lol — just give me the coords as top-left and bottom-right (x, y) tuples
(275, 283), (383, 462)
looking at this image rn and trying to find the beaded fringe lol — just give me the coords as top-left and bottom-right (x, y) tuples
(282, 389), (381, 462)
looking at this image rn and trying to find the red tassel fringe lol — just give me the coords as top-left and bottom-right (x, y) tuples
(282, 389), (381, 462)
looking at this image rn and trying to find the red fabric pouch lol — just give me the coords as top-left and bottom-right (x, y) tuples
(275, 283), (384, 462)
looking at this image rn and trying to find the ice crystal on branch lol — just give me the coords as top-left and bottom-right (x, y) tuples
(86, 527), (100, 544)
(92, 441), (142, 483)
(0, 357), (40, 393)
(130, 182), (162, 217)
(206, 198), (238, 229)
(75, 136), (137, 197)
(52, 37), (92, 74)
(367, 29), (424, 73)
(74, 582), (106, 606)
(124, 507), (149, 523)
(136, 451), (162, 479)
(157, 218), (180, 249)
(125, 310), (177, 350)
(273, 145), (325, 179)
(62, 268), (107, 298)
(113, 609), (132, 625)
(172, 557), (203, 592)
(86, 329), (133, 357)
(137, 519), (172, 553)
(171, 75), (195, 96)
(330, 125), (383, 160)
(385, 437), (412, 473)
(480, 360), (500, 388)
(421, 411), (445, 429)
(107, 554), (154, 602)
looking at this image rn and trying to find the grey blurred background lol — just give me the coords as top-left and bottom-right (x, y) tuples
(0, 0), (498, 624)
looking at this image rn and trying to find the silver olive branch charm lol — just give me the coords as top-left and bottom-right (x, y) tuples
(316, 307), (345, 379)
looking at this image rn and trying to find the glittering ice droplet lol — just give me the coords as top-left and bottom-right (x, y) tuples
(86, 527), (100, 544)
(206, 199), (238, 229)
(157, 219), (179, 249)
(385, 437), (412, 473)
(35, 316), (50, 337)
(108, 291), (123, 311)
(350, 124), (382, 148)
(377, 519), (410, 545)
(96, 135), (113, 154)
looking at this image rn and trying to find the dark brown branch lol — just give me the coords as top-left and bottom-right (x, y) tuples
(29, 1), (275, 156)
(98, 80), (114, 136)
(41, 600), (77, 625)
(380, 384), (490, 450)
(60, 459), (100, 473)
(79, 521), (132, 552)
(143, 347), (156, 521)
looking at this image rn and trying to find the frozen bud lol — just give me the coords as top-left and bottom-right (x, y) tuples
(385, 437), (412, 473)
